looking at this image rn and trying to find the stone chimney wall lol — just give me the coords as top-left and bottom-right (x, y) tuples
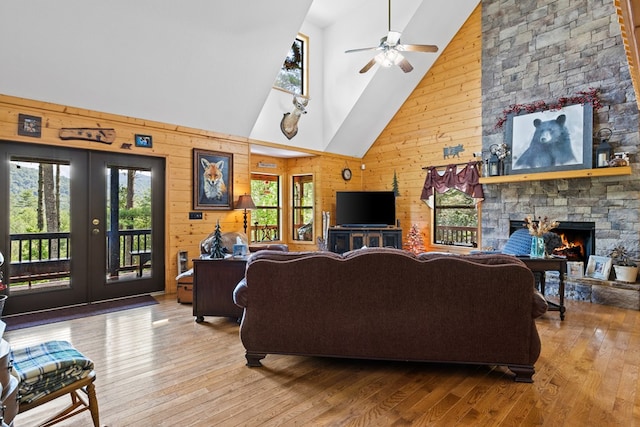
(480, 0), (640, 256)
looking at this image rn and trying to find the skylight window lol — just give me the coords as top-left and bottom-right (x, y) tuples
(274, 34), (308, 96)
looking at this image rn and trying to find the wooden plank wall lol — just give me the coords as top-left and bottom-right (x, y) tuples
(0, 4), (482, 291)
(250, 152), (362, 252)
(0, 95), (253, 292)
(0, 97), (363, 290)
(362, 4), (482, 251)
(616, 0), (640, 110)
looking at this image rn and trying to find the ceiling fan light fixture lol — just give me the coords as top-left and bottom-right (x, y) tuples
(345, 0), (437, 73)
(376, 49), (402, 68)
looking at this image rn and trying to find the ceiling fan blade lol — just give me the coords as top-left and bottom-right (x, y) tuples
(397, 56), (414, 73)
(359, 58), (378, 74)
(401, 44), (439, 53)
(345, 46), (380, 54)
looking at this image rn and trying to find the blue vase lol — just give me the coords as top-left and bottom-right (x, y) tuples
(530, 236), (545, 258)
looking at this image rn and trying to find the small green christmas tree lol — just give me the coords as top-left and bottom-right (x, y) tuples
(210, 220), (226, 259)
(392, 170), (400, 197)
(405, 224), (425, 254)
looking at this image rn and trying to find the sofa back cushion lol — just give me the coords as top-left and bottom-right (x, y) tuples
(240, 249), (540, 365)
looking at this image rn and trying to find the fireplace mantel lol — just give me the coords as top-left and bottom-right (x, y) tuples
(479, 166), (631, 184)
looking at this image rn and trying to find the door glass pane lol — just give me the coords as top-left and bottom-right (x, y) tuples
(9, 159), (71, 294)
(105, 167), (152, 282)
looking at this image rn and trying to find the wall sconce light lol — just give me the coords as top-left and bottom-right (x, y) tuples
(596, 128), (613, 168)
(236, 194), (256, 235)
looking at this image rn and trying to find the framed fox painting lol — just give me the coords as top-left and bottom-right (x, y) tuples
(193, 149), (233, 210)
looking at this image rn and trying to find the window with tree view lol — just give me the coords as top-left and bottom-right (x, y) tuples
(292, 175), (313, 242)
(274, 35), (307, 95)
(433, 189), (478, 247)
(250, 174), (280, 243)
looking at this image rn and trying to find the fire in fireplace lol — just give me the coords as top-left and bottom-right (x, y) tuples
(509, 221), (595, 263)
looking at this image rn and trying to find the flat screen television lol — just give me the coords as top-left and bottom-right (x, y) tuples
(335, 191), (396, 227)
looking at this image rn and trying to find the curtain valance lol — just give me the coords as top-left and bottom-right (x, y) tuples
(420, 161), (484, 201)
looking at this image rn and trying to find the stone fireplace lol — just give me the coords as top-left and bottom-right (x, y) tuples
(480, 0), (639, 257)
(479, 0), (640, 310)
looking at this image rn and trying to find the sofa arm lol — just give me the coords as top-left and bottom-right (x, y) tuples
(233, 278), (248, 308)
(532, 289), (548, 318)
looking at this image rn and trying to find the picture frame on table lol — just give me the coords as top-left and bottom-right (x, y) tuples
(193, 148), (233, 210)
(506, 103), (593, 175)
(232, 244), (248, 258)
(567, 261), (584, 279)
(585, 256), (611, 280)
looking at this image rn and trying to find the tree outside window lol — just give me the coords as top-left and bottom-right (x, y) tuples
(250, 174), (281, 243)
(433, 189), (478, 247)
(274, 35), (307, 96)
(292, 175), (313, 241)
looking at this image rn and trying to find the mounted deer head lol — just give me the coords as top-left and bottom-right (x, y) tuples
(280, 95), (309, 140)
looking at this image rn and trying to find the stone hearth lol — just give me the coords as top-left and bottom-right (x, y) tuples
(543, 272), (640, 311)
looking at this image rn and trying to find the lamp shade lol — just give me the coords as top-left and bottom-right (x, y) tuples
(236, 194), (256, 210)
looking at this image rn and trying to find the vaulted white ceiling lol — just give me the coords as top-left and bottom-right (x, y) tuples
(0, 0), (478, 158)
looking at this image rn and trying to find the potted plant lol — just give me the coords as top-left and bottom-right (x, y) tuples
(610, 245), (638, 283)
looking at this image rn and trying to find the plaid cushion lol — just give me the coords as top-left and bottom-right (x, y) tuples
(11, 340), (94, 404)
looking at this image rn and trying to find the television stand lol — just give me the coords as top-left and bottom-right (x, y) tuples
(328, 226), (402, 254)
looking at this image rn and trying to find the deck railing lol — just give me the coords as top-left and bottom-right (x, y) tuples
(434, 226), (478, 247)
(9, 229), (151, 284)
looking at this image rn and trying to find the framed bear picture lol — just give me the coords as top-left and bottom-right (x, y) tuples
(506, 103), (593, 174)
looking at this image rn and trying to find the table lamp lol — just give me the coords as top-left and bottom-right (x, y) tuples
(236, 194), (256, 235)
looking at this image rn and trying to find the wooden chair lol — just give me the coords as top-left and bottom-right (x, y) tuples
(11, 341), (99, 427)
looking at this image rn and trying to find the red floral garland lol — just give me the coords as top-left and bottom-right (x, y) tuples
(494, 87), (602, 129)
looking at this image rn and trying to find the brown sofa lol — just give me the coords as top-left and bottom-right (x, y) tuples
(233, 247), (548, 383)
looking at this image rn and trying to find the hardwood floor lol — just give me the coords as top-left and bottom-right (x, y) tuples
(7, 294), (640, 426)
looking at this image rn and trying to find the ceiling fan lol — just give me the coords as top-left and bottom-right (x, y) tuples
(345, 0), (438, 73)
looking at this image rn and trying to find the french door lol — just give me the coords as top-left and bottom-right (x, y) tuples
(0, 142), (165, 315)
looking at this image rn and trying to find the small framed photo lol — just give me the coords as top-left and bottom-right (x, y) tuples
(18, 114), (42, 137)
(233, 244), (248, 258)
(585, 256), (612, 280)
(135, 134), (153, 148)
(567, 261), (584, 279)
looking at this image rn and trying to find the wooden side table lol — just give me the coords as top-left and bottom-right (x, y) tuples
(193, 257), (246, 322)
(517, 256), (567, 320)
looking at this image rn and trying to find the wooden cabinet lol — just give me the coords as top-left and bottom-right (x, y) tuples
(328, 227), (402, 254)
(192, 258), (246, 322)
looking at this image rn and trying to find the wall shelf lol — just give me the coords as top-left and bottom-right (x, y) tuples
(479, 166), (632, 184)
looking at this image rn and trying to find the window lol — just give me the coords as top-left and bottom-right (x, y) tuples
(250, 174), (281, 243)
(274, 34), (308, 96)
(433, 189), (478, 247)
(292, 175), (313, 242)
